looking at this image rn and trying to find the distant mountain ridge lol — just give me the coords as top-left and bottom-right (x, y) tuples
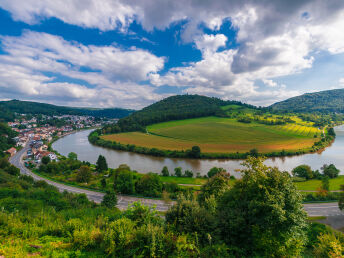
(270, 88), (344, 113)
(0, 100), (134, 119)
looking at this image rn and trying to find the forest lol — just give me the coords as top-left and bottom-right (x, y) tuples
(0, 100), (133, 119)
(271, 88), (344, 113)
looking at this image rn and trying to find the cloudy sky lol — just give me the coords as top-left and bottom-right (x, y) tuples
(0, 0), (344, 109)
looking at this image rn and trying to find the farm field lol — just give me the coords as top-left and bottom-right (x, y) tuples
(102, 117), (320, 154)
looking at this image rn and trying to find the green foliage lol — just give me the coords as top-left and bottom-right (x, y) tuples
(101, 191), (117, 208)
(161, 166), (169, 177)
(197, 172), (231, 206)
(292, 164), (314, 179)
(166, 196), (216, 245)
(0, 99), (133, 118)
(68, 152), (78, 160)
(174, 167), (182, 177)
(135, 173), (163, 197)
(339, 185), (344, 211)
(216, 157), (308, 257)
(114, 170), (136, 194)
(41, 155), (50, 165)
(188, 145), (201, 158)
(102, 94), (255, 133)
(321, 176), (330, 191)
(270, 88), (344, 113)
(96, 155), (108, 172)
(76, 166), (92, 183)
(0, 123), (17, 157)
(321, 164), (340, 178)
(207, 167), (226, 178)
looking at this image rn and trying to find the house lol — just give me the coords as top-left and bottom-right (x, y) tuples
(5, 147), (17, 157)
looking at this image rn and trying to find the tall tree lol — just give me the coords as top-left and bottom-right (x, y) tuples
(216, 157), (307, 257)
(96, 155), (108, 172)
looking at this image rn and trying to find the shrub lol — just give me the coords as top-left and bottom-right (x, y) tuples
(161, 166), (169, 177)
(292, 165), (313, 179)
(135, 173), (163, 197)
(102, 191), (118, 208)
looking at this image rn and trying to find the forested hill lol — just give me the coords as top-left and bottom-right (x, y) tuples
(270, 89), (344, 113)
(0, 100), (134, 119)
(104, 95), (256, 133)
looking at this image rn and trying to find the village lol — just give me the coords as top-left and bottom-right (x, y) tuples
(5, 114), (107, 165)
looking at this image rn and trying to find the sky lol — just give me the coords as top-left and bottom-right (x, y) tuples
(0, 1), (343, 109)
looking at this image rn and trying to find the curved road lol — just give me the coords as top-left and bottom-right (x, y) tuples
(10, 143), (171, 211)
(9, 142), (344, 217)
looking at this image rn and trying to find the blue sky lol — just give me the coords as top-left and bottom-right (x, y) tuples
(0, 1), (343, 109)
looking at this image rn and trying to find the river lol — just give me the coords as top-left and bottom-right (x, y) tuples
(52, 126), (344, 177)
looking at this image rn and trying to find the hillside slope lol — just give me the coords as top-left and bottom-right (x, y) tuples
(106, 95), (255, 132)
(270, 89), (344, 113)
(0, 100), (134, 118)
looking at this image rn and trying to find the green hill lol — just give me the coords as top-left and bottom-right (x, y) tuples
(105, 94), (256, 133)
(270, 88), (344, 113)
(0, 100), (134, 119)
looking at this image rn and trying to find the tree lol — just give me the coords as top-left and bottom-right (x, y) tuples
(197, 172), (231, 205)
(101, 178), (107, 188)
(174, 167), (182, 177)
(166, 196), (216, 245)
(101, 191), (118, 208)
(161, 166), (169, 177)
(183, 170), (193, 177)
(207, 167), (226, 178)
(321, 164), (340, 178)
(189, 145), (201, 158)
(339, 185), (344, 211)
(41, 155), (50, 165)
(5, 165), (20, 176)
(321, 176), (330, 191)
(249, 148), (259, 157)
(135, 173), (163, 197)
(96, 155), (108, 172)
(327, 127), (336, 137)
(68, 152), (78, 160)
(216, 157), (307, 257)
(114, 170), (135, 194)
(292, 164), (313, 179)
(76, 166), (92, 183)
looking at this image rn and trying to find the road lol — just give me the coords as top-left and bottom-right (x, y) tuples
(9, 143), (171, 211)
(9, 143), (344, 216)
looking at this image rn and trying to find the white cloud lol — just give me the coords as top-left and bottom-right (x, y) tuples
(262, 79), (277, 88)
(0, 31), (166, 108)
(1, 1), (344, 107)
(195, 34), (227, 54)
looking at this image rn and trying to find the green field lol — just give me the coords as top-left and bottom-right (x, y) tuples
(102, 116), (319, 154)
(295, 176), (344, 191)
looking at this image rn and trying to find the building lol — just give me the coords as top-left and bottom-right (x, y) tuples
(5, 147), (17, 157)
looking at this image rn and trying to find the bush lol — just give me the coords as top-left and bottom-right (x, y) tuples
(161, 166), (169, 177)
(207, 167), (226, 178)
(114, 170), (135, 194)
(135, 173), (163, 197)
(292, 165), (313, 179)
(321, 164), (340, 178)
(174, 167), (182, 177)
(101, 191), (118, 208)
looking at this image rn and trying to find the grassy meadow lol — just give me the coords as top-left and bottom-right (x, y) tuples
(102, 116), (320, 154)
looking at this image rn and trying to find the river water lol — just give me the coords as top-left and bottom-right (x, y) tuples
(52, 126), (344, 177)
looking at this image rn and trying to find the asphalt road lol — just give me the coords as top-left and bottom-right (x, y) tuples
(9, 143), (343, 215)
(9, 143), (171, 211)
